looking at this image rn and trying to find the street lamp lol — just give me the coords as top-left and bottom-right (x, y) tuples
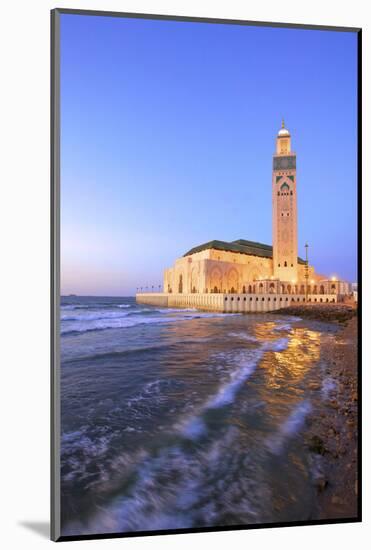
(305, 243), (309, 302)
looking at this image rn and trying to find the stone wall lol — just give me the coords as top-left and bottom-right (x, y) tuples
(136, 293), (169, 307)
(136, 293), (338, 313)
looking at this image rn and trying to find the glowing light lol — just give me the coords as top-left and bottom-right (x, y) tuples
(331, 276), (337, 281)
(311, 279), (314, 284)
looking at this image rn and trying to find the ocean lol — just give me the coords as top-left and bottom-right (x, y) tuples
(60, 295), (338, 536)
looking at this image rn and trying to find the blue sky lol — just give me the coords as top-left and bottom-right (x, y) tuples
(60, 14), (358, 296)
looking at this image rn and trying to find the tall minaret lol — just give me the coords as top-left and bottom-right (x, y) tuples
(272, 120), (298, 282)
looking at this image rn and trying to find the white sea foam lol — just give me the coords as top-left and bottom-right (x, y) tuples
(262, 337), (289, 352)
(266, 400), (312, 454)
(228, 332), (258, 342)
(180, 336), (290, 437)
(61, 309), (242, 335)
(61, 311), (132, 322)
(180, 417), (207, 440)
(206, 349), (264, 409)
(273, 323), (292, 332)
(321, 377), (337, 399)
(61, 304), (90, 310)
(62, 421), (270, 537)
(178, 348), (264, 442)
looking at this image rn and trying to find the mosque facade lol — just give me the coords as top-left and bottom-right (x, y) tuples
(137, 123), (350, 311)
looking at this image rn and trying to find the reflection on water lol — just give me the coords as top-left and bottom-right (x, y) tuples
(60, 296), (337, 536)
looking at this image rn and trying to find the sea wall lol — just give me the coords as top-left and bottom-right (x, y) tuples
(136, 293), (337, 313)
(136, 293), (169, 307)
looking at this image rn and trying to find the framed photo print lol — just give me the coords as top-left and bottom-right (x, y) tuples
(51, 8), (361, 542)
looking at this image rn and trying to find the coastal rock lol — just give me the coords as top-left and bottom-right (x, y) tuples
(307, 435), (326, 455)
(308, 382), (321, 391)
(331, 496), (344, 505)
(315, 475), (328, 492)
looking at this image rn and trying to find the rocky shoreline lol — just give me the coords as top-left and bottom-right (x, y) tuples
(273, 302), (357, 324)
(277, 304), (359, 520)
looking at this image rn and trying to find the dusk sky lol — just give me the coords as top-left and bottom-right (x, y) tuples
(60, 14), (358, 296)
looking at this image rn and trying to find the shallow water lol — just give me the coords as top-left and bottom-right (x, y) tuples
(60, 295), (338, 535)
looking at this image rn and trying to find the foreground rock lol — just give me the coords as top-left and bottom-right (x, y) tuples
(303, 315), (359, 520)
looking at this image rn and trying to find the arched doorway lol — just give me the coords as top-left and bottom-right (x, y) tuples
(178, 274), (183, 294)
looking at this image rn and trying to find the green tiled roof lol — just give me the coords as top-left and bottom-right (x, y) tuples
(183, 238), (306, 265)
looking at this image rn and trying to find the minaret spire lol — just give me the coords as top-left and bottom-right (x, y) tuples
(272, 124), (298, 283)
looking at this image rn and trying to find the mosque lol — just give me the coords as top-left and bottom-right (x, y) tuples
(137, 123), (349, 312)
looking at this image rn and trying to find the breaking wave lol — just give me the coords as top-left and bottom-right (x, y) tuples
(266, 400), (312, 455)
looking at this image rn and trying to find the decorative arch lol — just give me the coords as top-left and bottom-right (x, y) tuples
(190, 267), (199, 294)
(227, 268), (239, 293)
(209, 267), (222, 293)
(280, 182), (290, 192)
